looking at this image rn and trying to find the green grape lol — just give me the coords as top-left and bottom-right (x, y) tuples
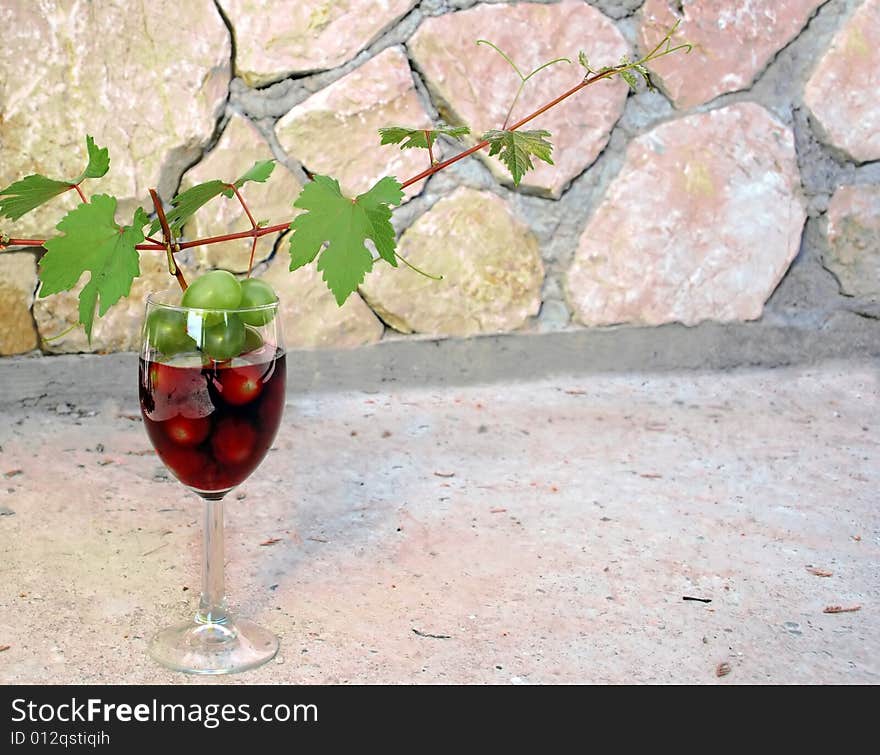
(202, 315), (246, 361)
(181, 270), (242, 312)
(146, 308), (196, 355)
(238, 278), (278, 326)
(242, 325), (264, 353)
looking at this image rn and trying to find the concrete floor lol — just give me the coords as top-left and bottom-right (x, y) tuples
(0, 359), (877, 684)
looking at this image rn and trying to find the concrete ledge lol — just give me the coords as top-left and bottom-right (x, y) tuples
(1, 314), (878, 409)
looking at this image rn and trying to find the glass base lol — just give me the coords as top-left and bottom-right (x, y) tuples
(149, 616), (279, 675)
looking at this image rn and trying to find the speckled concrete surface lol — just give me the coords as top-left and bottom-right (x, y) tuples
(0, 361), (877, 684)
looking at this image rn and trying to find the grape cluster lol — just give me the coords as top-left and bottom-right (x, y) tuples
(146, 270), (277, 361)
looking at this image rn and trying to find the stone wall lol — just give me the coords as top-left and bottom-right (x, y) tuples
(1, 0), (878, 356)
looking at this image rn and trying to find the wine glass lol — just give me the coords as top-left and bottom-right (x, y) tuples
(139, 289), (286, 674)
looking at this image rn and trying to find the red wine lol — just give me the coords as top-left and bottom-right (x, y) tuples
(139, 350), (286, 497)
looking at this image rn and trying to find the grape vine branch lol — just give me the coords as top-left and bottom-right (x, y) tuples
(0, 22), (689, 337)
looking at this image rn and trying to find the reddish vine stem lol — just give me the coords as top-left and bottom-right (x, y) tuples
(232, 185), (258, 229)
(246, 236), (259, 277)
(232, 185), (260, 277)
(0, 68), (618, 256)
(149, 188), (188, 291)
(72, 184), (87, 203)
(176, 222), (289, 250)
(2, 238), (46, 248)
(400, 68), (616, 190)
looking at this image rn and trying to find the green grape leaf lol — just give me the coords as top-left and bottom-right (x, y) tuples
(379, 124), (470, 151)
(633, 62), (654, 90)
(151, 160), (277, 233)
(288, 175), (404, 305)
(616, 55), (647, 92)
(578, 50), (592, 73)
(482, 129), (554, 186)
(38, 195), (148, 341)
(148, 180), (227, 236)
(620, 68), (639, 92)
(75, 135), (111, 181)
(0, 134), (112, 220)
(233, 159), (276, 189)
(0, 175), (73, 221)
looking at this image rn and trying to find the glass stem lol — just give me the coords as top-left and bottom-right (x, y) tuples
(197, 499), (228, 624)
